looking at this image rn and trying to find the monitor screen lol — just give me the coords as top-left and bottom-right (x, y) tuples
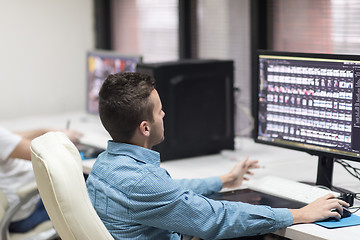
(86, 50), (142, 114)
(254, 51), (360, 187)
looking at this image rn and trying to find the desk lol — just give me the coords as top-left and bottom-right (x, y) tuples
(161, 141), (360, 240)
(2, 111), (360, 240)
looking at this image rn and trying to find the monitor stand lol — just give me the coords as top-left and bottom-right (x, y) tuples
(303, 156), (351, 194)
(316, 156), (334, 189)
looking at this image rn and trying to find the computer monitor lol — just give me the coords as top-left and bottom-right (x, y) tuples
(86, 50), (142, 114)
(254, 50), (360, 189)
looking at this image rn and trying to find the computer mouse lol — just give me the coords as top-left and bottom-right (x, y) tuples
(330, 207), (351, 220)
(342, 207), (351, 218)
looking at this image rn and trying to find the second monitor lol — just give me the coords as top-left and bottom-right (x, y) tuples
(86, 50), (142, 114)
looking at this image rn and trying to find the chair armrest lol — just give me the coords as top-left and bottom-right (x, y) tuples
(16, 181), (38, 201)
(0, 181), (39, 240)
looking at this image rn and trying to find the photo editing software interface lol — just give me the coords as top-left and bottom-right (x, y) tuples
(257, 52), (360, 160)
(86, 51), (142, 114)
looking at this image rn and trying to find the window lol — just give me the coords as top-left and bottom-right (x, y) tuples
(196, 0), (252, 136)
(110, 0), (253, 137)
(269, 0), (360, 55)
(111, 0), (178, 62)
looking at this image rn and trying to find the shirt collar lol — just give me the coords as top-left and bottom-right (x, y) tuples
(106, 141), (161, 166)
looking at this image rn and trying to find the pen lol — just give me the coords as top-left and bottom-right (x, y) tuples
(66, 120), (71, 130)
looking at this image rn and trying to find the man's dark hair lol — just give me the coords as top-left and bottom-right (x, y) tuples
(98, 72), (156, 142)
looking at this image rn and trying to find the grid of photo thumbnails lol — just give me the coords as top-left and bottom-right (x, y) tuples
(258, 57), (359, 155)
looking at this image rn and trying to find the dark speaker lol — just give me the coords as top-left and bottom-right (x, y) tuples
(136, 59), (234, 161)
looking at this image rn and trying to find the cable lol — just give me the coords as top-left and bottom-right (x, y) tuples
(350, 207), (360, 214)
(335, 159), (360, 181)
(332, 159), (360, 211)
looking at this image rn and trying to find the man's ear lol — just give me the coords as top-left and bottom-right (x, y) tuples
(139, 121), (150, 137)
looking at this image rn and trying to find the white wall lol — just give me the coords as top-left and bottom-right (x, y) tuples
(0, 0), (94, 120)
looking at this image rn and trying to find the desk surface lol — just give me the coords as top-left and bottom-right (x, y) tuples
(2, 111), (360, 240)
(161, 139), (360, 240)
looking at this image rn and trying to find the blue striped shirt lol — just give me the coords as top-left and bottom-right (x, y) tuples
(86, 142), (293, 240)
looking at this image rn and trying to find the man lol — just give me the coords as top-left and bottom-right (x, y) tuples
(0, 126), (82, 232)
(86, 72), (348, 239)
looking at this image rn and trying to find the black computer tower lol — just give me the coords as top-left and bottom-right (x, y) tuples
(136, 59), (235, 161)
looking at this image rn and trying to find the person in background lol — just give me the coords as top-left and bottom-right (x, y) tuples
(86, 72), (348, 240)
(0, 126), (82, 233)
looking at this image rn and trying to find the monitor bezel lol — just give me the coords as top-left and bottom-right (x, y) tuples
(86, 49), (143, 115)
(253, 50), (360, 163)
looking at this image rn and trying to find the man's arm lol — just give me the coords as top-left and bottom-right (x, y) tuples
(174, 177), (222, 196)
(218, 156), (349, 223)
(9, 129), (82, 161)
(9, 138), (33, 160)
(15, 128), (82, 143)
(14, 128), (51, 140)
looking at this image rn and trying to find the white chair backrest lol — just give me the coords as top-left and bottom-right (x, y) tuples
(30, 132), (113, 240)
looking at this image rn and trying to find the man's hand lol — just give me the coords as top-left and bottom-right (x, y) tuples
(62, 129), (83, 144)
(290, 193), (350, 224)
(220, 156), (260, 189)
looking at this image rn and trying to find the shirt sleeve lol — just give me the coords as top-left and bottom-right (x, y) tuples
(128, 168), (293, 239)
(174, 177), (222, 196)
(0, 126), (21, 161)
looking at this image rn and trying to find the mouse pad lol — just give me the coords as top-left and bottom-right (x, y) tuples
(315, 214), (360, 229)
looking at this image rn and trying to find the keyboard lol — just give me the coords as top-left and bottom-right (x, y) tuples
(247, 175), (341, 204)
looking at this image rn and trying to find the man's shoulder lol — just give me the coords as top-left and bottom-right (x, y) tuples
(88, 153), (168, 187)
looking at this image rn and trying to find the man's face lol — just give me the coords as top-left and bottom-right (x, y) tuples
(148, 89), (165, 148)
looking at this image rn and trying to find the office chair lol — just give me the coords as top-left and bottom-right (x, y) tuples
(30, 132), (114, 240)
(0, 181), (57, 240)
